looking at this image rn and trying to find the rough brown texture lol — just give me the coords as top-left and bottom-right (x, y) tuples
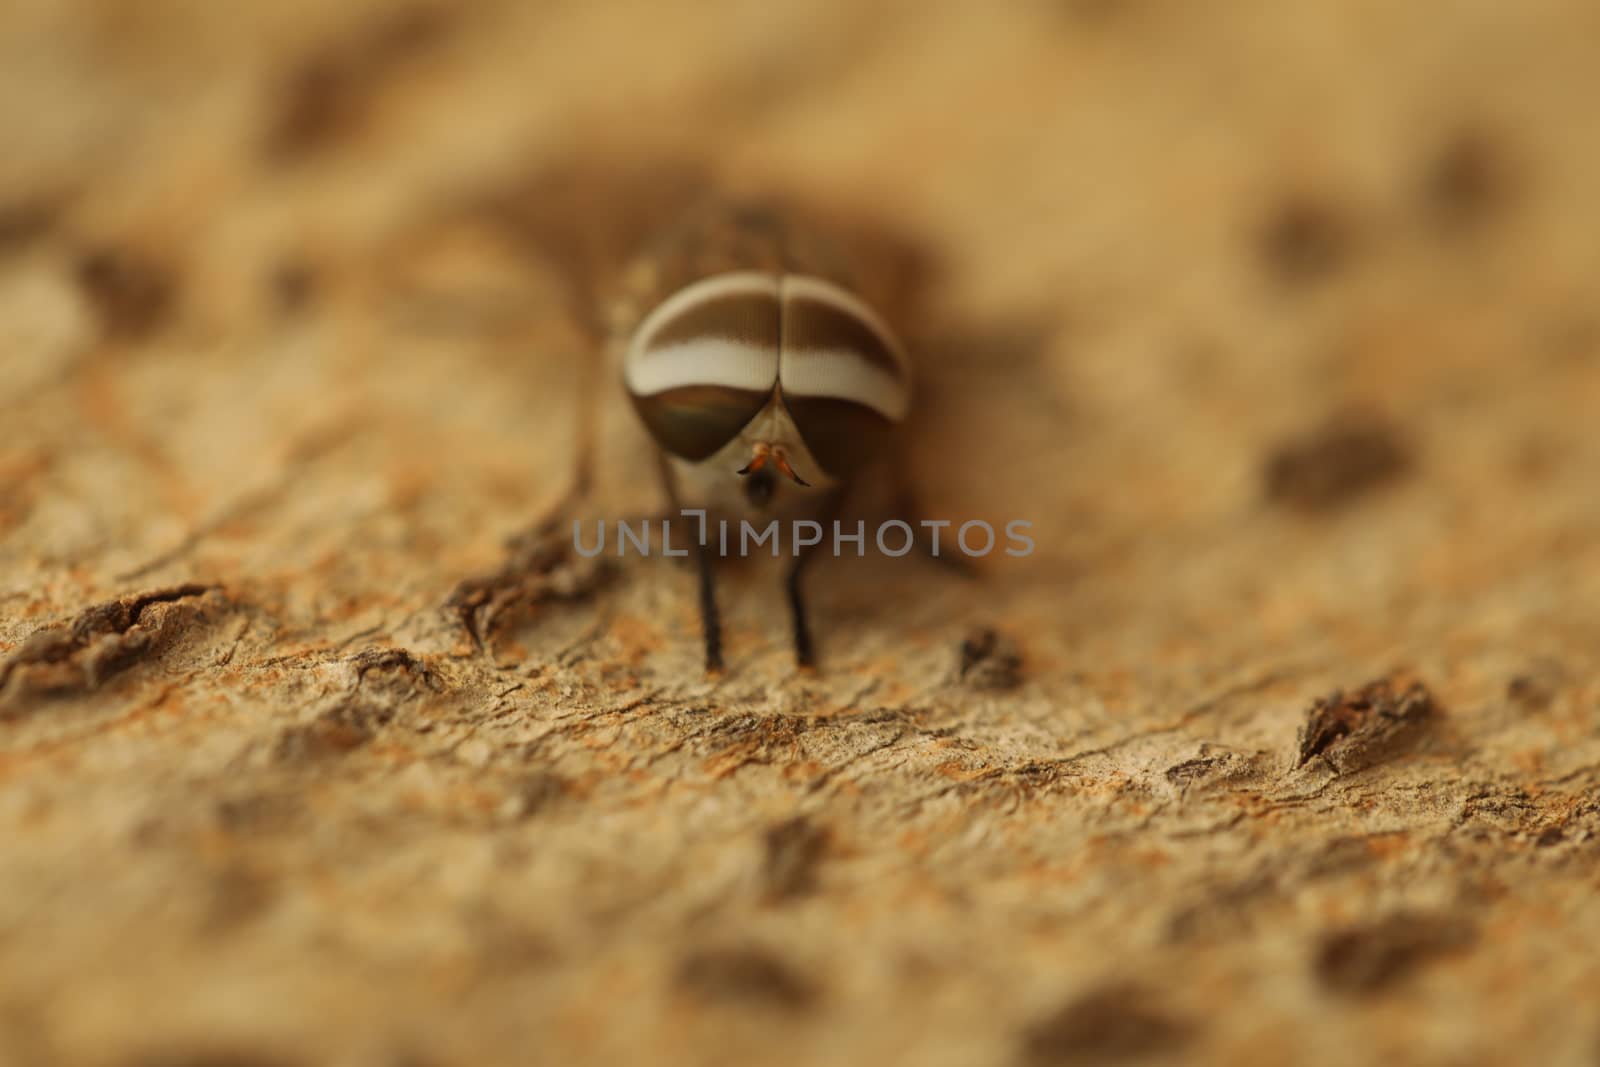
(2, 2), (1599, 1065)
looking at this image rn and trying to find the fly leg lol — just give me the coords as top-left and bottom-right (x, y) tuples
(654, 453), (723, 673)
(785, 554), (816, 670)
(786, 491), (844, 670)
(697, 537), (724, 673)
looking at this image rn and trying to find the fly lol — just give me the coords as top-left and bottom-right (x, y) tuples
(610, 199), (919, 672)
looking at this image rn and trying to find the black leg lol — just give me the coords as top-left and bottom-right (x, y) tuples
(655, 452), (723, 673)
(785, 491), (843, 670)
(785, 553), (815, 669)
(697, 538), (724, 673)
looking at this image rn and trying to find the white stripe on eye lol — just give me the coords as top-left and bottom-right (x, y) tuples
(625, 338), (780, 396)
(625, 271), (781, 397)
(781, 274), (911, 378)
(779, 350), (911, 421)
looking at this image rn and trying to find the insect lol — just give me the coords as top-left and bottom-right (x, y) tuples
(611, 200), (919, 672)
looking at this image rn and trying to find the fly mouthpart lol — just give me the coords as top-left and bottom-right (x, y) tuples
(737, 442), (810, 487)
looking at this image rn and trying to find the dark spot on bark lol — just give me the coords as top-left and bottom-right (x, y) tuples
(762, 816), (829, 901)
(1509, 674), (1551, 708)
(675, 946), (818, 1011)
(1506, 660), (1564, 712)
(124, 1051), (300, 1067)
(1263, 412), (1412, 512)
(1422, 130), (1512, 234)
(273, 699), (395, 762)
(511, 771), (569, 817)
(958, 627), (1024, 690)
(263, 6), (455, 161)
(1294, 678), (1437, 775)
(1021, 984), (1193, 1065)
(73, 244), (178, 341)
(1258, 195), (1354, 286)
(214, 791), (303, 835)
(270, 260), (318, 315)
(1314, 912), (1476, 995)
(349, 646), (443, 695)
(0, 584), (221, 706)
(267, 59), (352, 159)
(204, 865), (279, 930)
(0, 195), (63, 253)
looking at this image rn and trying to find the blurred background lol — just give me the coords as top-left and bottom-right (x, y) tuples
(2, 2), (1598, 1065)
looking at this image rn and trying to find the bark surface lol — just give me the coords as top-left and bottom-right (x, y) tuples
(2, 3), (1598, 1065)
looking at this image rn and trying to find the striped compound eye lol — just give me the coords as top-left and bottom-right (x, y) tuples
(624, 272), (782, 463)
(777, 275), (910, 480)
(624, 271), (911, 480)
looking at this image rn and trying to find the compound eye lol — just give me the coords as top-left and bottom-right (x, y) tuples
(625, 273), (781, 461)
(778, 276), (911, 479)
(779, 395), (895, 481)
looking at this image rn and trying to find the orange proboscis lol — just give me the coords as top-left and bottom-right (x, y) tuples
(737, 442), (810, 487)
